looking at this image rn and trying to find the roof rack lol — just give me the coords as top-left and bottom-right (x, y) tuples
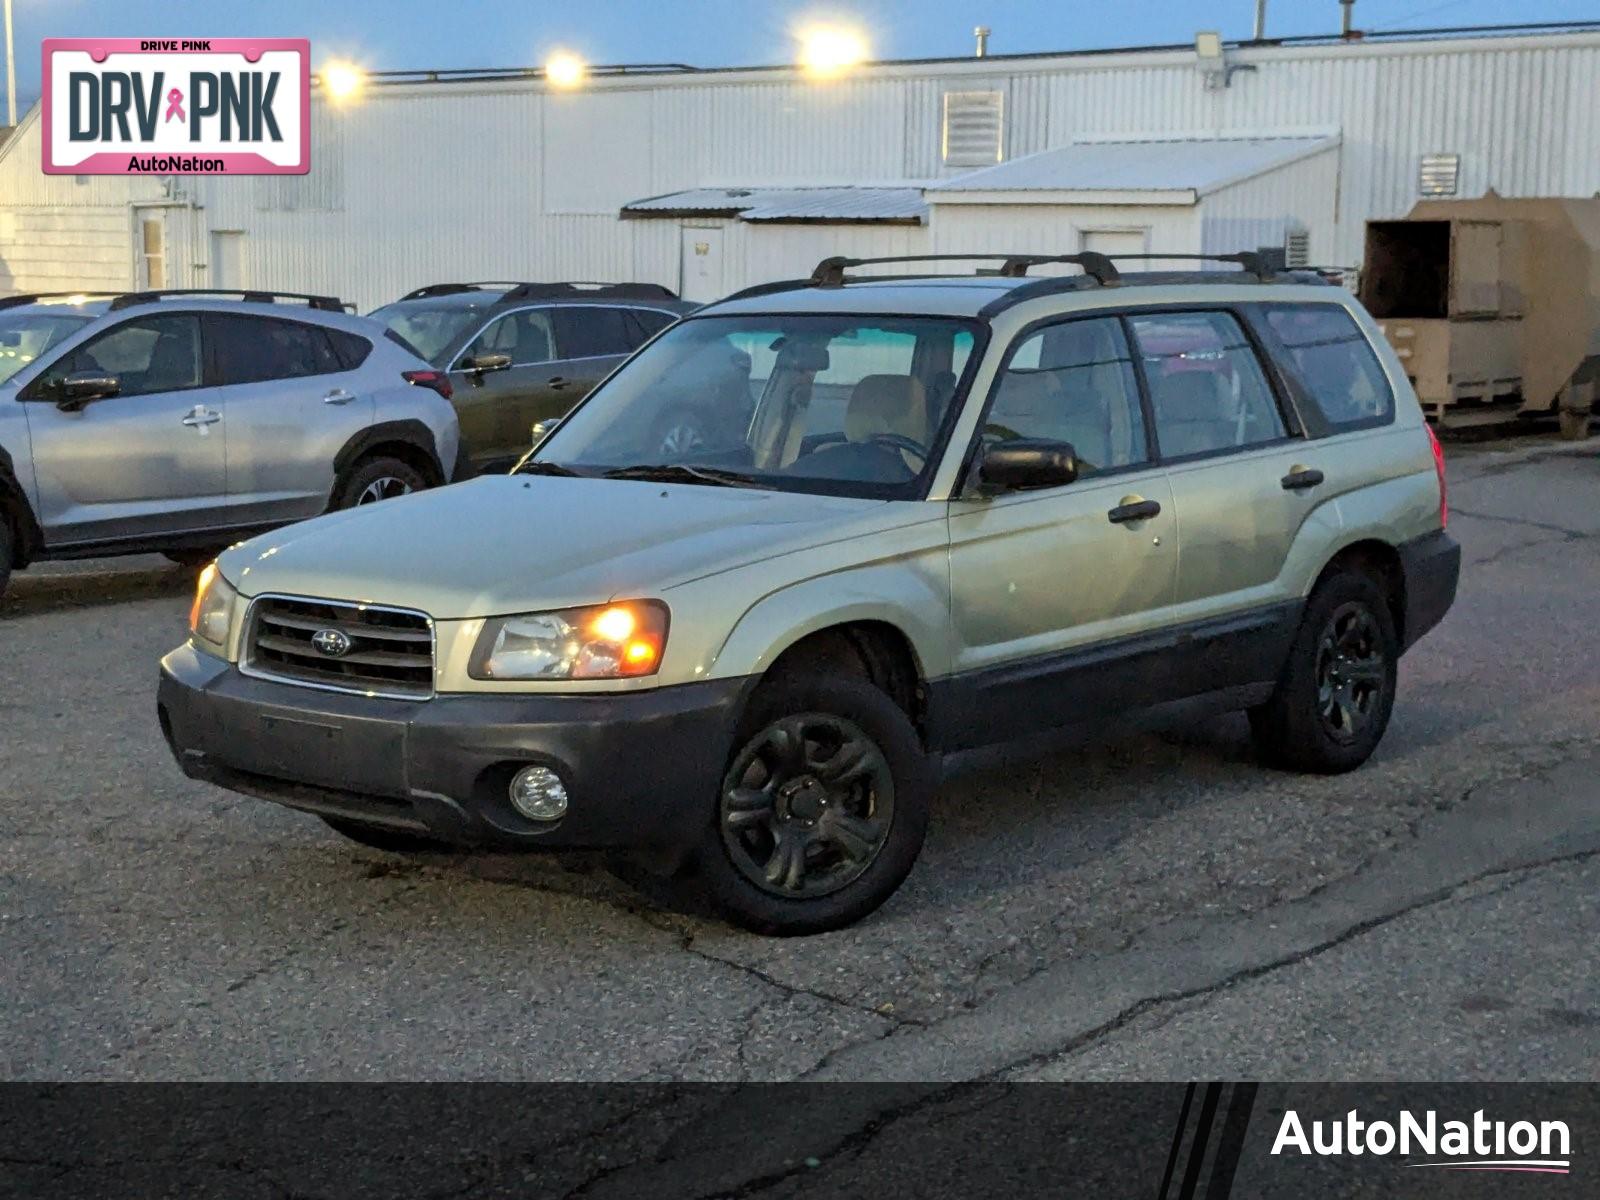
(0, 291), (121, 310)
(398, 280), (679, 303)
(808, 253), (1123, 288)
(107, 288), (348, 312)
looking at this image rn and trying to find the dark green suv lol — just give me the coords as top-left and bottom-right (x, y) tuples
(371, 282), (695, 474)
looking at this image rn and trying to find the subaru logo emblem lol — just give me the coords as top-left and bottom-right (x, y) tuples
(311, 628), (352, 657)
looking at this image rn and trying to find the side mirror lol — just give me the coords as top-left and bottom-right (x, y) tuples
(977, 439), (1080, 492)
(460, 352), (512, 375)
(57, 371), (121, 410)
(530, 416), (562, 447)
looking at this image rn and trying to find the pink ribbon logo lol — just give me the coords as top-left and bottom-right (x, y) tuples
(164, 88), (185, 123)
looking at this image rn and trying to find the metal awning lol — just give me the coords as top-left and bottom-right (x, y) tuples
(622, 186), (928, 224)
(926, 134), (1340, 206)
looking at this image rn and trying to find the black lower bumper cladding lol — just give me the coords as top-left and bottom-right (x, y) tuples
(0, 1084), (1592, 1197)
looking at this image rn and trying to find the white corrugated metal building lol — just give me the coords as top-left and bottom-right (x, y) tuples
(2, 25), (1599, 309)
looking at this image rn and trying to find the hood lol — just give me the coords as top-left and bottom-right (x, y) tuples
(220, 475), (917, 619)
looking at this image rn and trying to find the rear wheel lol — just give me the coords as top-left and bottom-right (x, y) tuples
(321, 815), (452, 854)
(1249, 569), (1398, 774)
(333, 456), (428, 510)
(693, 675), (933, 935)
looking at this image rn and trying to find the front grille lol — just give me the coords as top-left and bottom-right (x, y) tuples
(243, 595), (434, 699)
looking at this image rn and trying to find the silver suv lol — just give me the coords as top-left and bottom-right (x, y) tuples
(0, 290), (460, 595)
(158, 253), (1459, 935)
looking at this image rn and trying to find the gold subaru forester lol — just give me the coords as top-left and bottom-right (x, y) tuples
(160, 253), (1458, 935)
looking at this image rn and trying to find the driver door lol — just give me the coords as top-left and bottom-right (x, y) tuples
(448, 307), (560, 473)
(22, 312), (228, 546)
(944, 316), (1178, 748)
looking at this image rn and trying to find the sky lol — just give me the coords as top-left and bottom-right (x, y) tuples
(8, 0), (1599, 109)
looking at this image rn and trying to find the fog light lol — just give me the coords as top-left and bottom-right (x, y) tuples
(509, 766), (569, 822)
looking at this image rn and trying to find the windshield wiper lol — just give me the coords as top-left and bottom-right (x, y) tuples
(602, 464), (763, 489)
(513, 459), (583, 478)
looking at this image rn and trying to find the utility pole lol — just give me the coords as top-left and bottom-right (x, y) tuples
(4, 0), (15, 128)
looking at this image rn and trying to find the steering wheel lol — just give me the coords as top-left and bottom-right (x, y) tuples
(862, 432), (931, 467)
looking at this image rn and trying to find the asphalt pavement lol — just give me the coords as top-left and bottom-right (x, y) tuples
(1, 436), (1596, 1081)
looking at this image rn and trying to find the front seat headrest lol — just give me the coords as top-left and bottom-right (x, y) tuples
(845, 375), (927, 444)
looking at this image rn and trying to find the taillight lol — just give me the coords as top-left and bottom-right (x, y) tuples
(403, 369), (452, 400)
(1426, 423), (1448, 529)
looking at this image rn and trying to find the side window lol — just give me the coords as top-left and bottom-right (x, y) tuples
(1128, 311), (1285, 459)
(325, 328), (373, 370)
(1264, 304), (1393, 429)
(37, 313), (202, 398)
(622, 308), (676, 349)
(212, 316), (340, 386)
(554, 306), (632, 359)
(462, 310), (555, 366)
(985, 317), (1149, 476)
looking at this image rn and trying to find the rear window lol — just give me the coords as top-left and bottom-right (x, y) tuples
(212, 315), (341, 385)
(326, 327), (373, 370)
(554, 306), (633, 359)
(1264, 304), (1393, 430)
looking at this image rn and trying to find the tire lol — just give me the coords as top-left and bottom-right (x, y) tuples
(1558, 408), (1591, 441)
(321, 815), (453, 854)
(693, 675), (934, 936)
(0, 520), (12, 599)
(162, 547), (227, 568)
(1249, 569), (1399, 774)
(332, 456), (429, 511)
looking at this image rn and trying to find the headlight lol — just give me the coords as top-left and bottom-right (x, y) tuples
(470, 601), (669, 680)
(188, 562), (238, 653)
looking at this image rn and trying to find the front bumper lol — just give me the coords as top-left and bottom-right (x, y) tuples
(1397, 528), (1461, 651)
(158, 643), (750, 852)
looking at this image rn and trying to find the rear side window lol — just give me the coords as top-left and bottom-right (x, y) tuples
(325, 328), (373, 370)
(1264, 304), (1393, 430)
(555, 306), (633, 359)
(213, 315), (341, 385)
(1128, 312), (1286, 459)
(622, 308), (676, 348)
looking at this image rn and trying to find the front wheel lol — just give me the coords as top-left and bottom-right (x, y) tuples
(162, 547), (227, 569)
(332, 456), (428, 510)
(694, 675), (934, 935)
(1249, 569), (1399, 774)
(1559, 408), (1591, 441)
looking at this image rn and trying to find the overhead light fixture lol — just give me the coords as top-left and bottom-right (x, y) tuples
(320, 61), (365, 103)
(797, 23), (869, 80)
(1195, 31), (1224, 62)
(1193, 31), (1254, 90)
(320, 61), (365, 102)
(545, 52), (588, 89)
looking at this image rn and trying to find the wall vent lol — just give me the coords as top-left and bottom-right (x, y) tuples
(1284, 229), (1311, 268)
(942, 90), (1004, 168)
(1418, 153), (1460, 197)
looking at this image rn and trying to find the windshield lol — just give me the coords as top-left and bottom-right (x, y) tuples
(0, 312), (95, 384)
(369, 301), (484, 367)
(528, 314), (982, 500)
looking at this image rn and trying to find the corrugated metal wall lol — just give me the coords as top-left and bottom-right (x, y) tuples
(3, 32), (1599, 307)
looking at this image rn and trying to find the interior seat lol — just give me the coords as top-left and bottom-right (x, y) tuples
(1152, 370), (1234, 457)
(845, 375), (929, 447)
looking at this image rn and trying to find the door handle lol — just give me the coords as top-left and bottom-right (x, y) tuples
(1281, 466), (1325, 491)
(323, 388), (356, 405)
(181, 406), (221, 428)
(1107, 498), (1162, 524)
(547, 376), (570, 390)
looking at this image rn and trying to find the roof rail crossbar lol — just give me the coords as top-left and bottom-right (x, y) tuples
(809, 253), (1122, 287)
(399, 281), (679, 303)
(0, 291), (121, 310)
(1091, 251), (1276, 281)
(108, 288), (347, 312)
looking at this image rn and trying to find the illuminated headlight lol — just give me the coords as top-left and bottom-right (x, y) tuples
(470, 601), (669, 681)
(188, 562), (239, 653)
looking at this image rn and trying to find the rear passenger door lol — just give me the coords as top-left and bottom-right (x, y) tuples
(549, 305), (644, 402)
(1126, 309), (1319, 625)
(207, 313), (376, 524)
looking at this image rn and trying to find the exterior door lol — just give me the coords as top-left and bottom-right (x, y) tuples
(210, 231), (245, 291)
(1124, 310), (1309, 620)
(679, 227), (725, 303)
(207, 313), (376, 523)
(448, 306), (561, 472)
(945, 316), (1177, 746)
(22, 312), (227, 545)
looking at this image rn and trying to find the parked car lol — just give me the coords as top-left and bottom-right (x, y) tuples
(159, 253), (1458, 935)
(370, 282), (695, 474)
(0, 289), (460, 599)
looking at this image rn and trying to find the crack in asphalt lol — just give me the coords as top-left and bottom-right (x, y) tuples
(1452, 507), (1592, 541)
(989, 845), (1600, 1079)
